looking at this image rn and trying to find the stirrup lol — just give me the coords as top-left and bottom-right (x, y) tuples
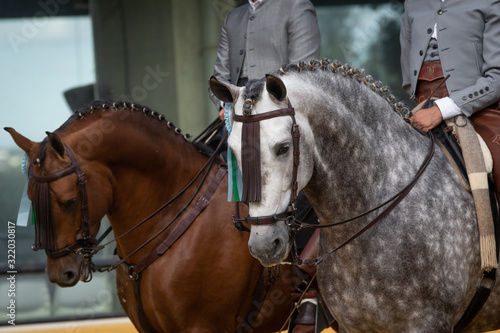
(287, 297), (335, 333)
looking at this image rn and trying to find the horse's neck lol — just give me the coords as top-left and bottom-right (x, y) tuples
(299, 84), (429, 225)
(74, 113), (205, 250)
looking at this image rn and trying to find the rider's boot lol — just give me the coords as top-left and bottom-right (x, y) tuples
(292, 292), (318, 333)
(291, 229), (320, 333)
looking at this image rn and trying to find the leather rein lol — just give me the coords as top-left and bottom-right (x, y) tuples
(231, 99), (436, 264)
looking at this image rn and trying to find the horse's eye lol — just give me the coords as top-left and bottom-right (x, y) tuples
(276, 143), (290, 156)
(63, 197), (79, 209)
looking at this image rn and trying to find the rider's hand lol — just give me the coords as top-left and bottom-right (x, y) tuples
(410, 105), (443, 132)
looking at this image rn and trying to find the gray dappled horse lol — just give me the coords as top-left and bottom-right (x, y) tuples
(210, 59), (500, 332)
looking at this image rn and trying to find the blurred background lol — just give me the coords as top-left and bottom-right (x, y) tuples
(0, 0), (405, 329)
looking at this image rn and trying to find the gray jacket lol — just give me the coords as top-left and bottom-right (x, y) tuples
(400, 0), (500, 116)
(212, 0), (320, 95)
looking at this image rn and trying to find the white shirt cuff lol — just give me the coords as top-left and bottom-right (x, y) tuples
(434, 97), (461, 120)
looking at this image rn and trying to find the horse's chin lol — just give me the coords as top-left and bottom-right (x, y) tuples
(248, 239), (291, 267)
(256, 256), (286, 267)
(52, 272), (80, 288)
(56, 279), (79, 288)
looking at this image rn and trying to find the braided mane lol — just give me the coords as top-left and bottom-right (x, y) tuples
(272, 58), (411, 120)
(36, 100), (191, 166)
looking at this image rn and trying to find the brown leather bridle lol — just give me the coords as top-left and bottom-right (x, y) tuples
(29, 144), (98, 259)
(29, 124), (229, 281)
(232, 99), (301, 226)
(231, 97), (436, 265)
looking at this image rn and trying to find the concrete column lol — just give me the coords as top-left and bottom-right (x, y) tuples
(171, 0), (207, 132)
(90, 0), (239, 136)
(170, 0), (239, 133)
(91, 0), (179, 124)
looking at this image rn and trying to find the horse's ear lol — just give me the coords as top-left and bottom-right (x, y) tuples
(4, 127), (36, 155)
(46, 132), (66, 159)
(265, 74), (287, 102)
(209, 76), (239, 103)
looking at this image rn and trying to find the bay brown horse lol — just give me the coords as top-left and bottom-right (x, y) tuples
(5, 101), (295, 333)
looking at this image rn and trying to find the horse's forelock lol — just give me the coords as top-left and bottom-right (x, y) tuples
(242, 80), (266, 115)
(242, 79), (266, 102)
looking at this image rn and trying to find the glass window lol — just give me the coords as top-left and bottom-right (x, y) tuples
(0, 15), (125, 325)
(317, 2), (408, 103)
(0, 16), (95, 146)
(1, 1), (409, 328)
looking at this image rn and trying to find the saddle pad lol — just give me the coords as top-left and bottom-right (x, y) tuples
(411, 99), (493, 181)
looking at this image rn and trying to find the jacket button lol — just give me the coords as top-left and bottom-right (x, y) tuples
(438, 9), (443, 15)
(239, 49), (244, 55)
(414, 70), (417, 76)
(419, 50), (423, 56)
(427, 28), (433, 34)
(474, 91), (478, 96)
(469, 94), (473, 98)
(463, 96), (467, 101)
(486, 87), (490, 91)
(249, 16), (255, 21)
(480, 89), (484, 94)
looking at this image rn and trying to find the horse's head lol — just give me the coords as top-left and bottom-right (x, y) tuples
(210, 75), (314, 266)
(5, 127), (111, 287)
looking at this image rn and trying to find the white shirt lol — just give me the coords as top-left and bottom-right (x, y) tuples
(249, 0), (265, 11)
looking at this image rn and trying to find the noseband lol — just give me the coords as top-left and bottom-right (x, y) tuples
(232, 99), (301, 226)
(29, 144), (97, 258)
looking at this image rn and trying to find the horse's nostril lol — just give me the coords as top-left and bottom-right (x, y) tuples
(272, 238), (281, 255)
(63, 270), (76, 282)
